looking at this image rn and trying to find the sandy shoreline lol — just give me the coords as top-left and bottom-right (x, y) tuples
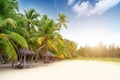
(0, 60), (120, 80)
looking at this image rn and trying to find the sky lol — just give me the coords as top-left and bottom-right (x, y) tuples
(19, 0), (120, 47)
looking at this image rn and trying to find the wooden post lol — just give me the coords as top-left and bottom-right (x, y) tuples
(23, 55), (26, 68)
(30, 55), (34, 67)
(11, 60), (14, 67)
(20, 55), (22, 61)
(35, 54), (38, 62)
(0, 54), (3, 63)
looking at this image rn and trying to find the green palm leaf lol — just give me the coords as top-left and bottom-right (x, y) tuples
(13, 27), (29, 37)
(9, 32), (28, 49)
(48, 40), (58, 52)
(0, 34), (8, 39)
(5, 18), (16, 28)
(0, 38), (17, 61)
(63, 23), (67, 29)
(37, 37), (45, 45)
(56, 38), (64, 45)
(0, 18), (16, 28)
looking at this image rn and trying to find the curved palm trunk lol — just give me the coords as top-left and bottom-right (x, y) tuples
(44, 36), (49, 63)
(44, 44), (48, 63)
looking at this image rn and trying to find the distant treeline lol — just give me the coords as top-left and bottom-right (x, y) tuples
(77, 42), (120, 58)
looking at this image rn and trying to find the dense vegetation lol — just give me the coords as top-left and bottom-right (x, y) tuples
(77, 42), (120, 58)
(0, 0), (77, 62)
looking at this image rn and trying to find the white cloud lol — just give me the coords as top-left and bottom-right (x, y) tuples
(72, 0), (120, 17)
(89, 0), (120, 16)
(68, 0), (75, 5)
(72, 1), (92, 17)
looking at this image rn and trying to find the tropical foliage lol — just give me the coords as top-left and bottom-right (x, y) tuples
(0, 0), (76, 63)
(57, 13), (69, 29)
(0, 0), (28, 61)
(0, 0), (18, 18)
(64, 39), (78, 58)
(0, 17), (28, 61)
(77, 42), (120, 58)
(24, 8), (40, 32)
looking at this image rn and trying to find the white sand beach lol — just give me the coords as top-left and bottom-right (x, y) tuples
(0, 60), (120, 80)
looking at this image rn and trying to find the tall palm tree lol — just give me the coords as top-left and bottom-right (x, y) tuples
(56, 13), (69, 29)
(0, 18), (28, 61)
(30, 15), (64, 63)
(24, 8), (40, 32)
(64, 39), (77, 58)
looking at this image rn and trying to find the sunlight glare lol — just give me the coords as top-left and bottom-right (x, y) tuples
(85, 31), (106, 47)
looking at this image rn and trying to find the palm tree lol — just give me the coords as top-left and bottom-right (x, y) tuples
(30, 15), (63, 63)
(24, 8), (40, 32)
(64, 39), (77, 58)
(56, 13), (69, 29)
(0, 18), (28, 61)
(0, 0), (18, 18)
(14, 13), (29, 39)
(55, 39), (77, 59)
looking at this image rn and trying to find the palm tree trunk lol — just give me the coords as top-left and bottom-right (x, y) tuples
(36, 44), (45, 51)
(27, 21), (30, 32)
(44, 36), (48, 63)
(44, 44), (48, 63)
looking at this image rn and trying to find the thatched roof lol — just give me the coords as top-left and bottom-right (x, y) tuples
(17, 48), (36, 55)
(42, 52), (54, 57)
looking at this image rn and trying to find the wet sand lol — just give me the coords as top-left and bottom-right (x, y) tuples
(0, 60), (120, 80)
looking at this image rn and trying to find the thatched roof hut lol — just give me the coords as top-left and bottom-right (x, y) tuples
(42, 52), (55, 63)
(42, 52), (55, 57)
(17, 48), (36, 55)
(14, 48), (36, 68)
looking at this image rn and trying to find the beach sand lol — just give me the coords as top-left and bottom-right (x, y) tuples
(0, 60), (120, 80)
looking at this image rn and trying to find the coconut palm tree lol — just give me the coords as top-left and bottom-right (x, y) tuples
(24, 8), (40, 32)
(55, 39), (77, 59)
(64, 39), (77, 58)
(30, 15), (64, 63)
(56, 13), (69, 29)
(0, 18), (28, 61)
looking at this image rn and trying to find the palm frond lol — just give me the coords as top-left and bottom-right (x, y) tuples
(48, 40), (58, 52)
(37, 37), (45, 45)
(29, 8), (35, 19)
(56, 54), (65, 59)
(24, 9), (29, 19)
(0, 34), (8, 39)
(29, 37), (38, 43)
(31, 13), (40, 19)
(9, 39), (18, 50)
(56, 38), (64, 45)
(0, 18), (16, 28)
(9, 32), (28, 49)
(5, 18), (16, 28)
(13, 27), (29, 37)
(63, 23), (67, 29)
(0, 38), (17, 61)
